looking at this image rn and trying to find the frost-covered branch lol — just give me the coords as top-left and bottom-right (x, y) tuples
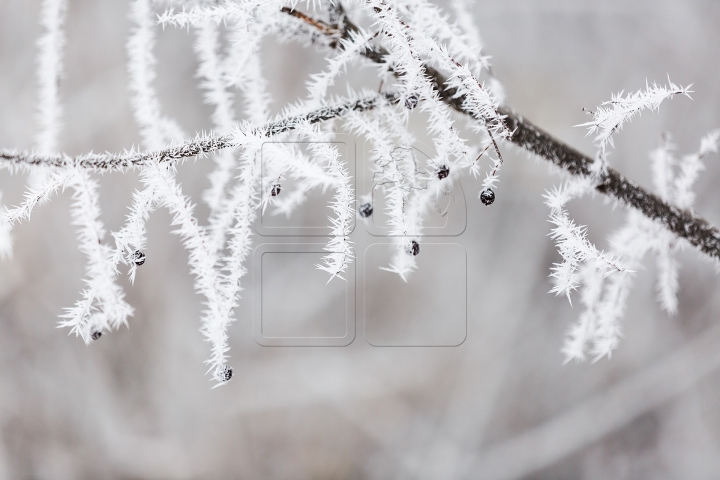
(545, 179), (628, 303)
(284, 4), (720, 263)
(559, 130), (719, 362)
(0, 94), (389, 172)
(578, 80), (692, 176)
(313, 141), (354, 280)
(59, 169), (134, 343)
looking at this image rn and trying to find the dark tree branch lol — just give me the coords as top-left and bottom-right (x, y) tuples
(284, 5), (720, 261)
(0, 94), (390, 171)
(501, 111), (720, 259)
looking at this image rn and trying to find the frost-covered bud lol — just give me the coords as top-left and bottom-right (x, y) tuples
(404, 94), (419, 110)
(406, 240), (420, 256)
(480, 189), (495, 206)
(358, 202), (373, 218)
(91, 331), (102, 341)
(271, 184), (281, 197)
(132, 250), (146, 266)
(220, 365), (233, 382)
(436, 165), (450, 180)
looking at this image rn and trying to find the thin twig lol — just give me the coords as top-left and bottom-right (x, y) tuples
(280, 7), (339, 39)
(0, 94), (392, 171)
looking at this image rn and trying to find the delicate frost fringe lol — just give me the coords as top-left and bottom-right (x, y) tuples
(128, 0), (233, 385)
(116, 0), (184, 280)
(345, 100), (455, 280)
(367, 0), (508, 204)
(560, 129), (719, 362)
(367, 0), (469, 170)
(203, 14), (271, 255)
(556, 80), (698, 362)
(545, 178), (628, 304)
(345, 106), (419, 279)
(194, 19), (238, 216)
(264, 115), (355, 280)
(60, 169), (134, 342)
(312, 140), (355, 280)
(307, 28), (375, 104)
(35, 0), (134, 340)
(578, 79), (692, 178)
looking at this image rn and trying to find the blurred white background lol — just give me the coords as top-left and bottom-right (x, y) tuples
(2, 0), (720, 478)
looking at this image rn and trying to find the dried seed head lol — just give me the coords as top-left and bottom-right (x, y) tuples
(132, 250), (146, 266)
(436, 165), (450, 180)
(358, 202), (373, 218)
(271, 184), (281, 197)
(91, 331), (102, 341)
(406, 240), (420, 256)
(480, 188), (495, 206)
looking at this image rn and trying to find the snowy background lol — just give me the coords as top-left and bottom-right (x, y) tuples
(2, 0), (720, 478)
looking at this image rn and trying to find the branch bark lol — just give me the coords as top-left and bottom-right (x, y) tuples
(287, 4), (720, 261)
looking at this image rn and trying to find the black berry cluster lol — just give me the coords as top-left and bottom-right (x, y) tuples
(271, 184), (281, 197)
(406, 240), (420, 256)
(404, 94), (419, 110)
(358, 202), (373, 218)
(221, 365), (233, 382)
(132, 250), (146, 266)
(480, 188), (495, 206)
(436, 165), (450, 180)
(91, 331), (102, 341)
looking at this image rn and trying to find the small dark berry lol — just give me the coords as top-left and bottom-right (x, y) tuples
(271, 184), (281, 197)
(436, 165), (450, 180)
(221, 365), (233, 382)
(406, 240), (420, 256)
(91, 331), (102, 341)
(358, 202), (373, 218)
(480, 188), (495, 206)
(132, 250), (146, 266)
(404, 94), (419, 110)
